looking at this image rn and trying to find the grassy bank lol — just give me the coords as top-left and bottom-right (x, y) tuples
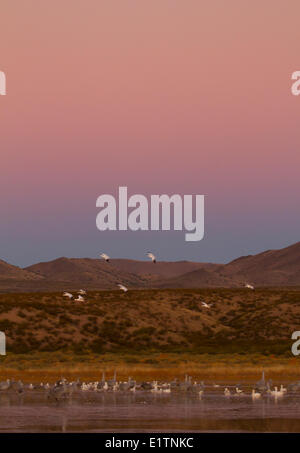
(1, 352), (300, 383)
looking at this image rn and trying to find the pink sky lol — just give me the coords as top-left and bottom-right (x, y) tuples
(0, 1), (299, 266)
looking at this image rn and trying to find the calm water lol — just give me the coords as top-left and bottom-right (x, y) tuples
(1, 390), (300, 432)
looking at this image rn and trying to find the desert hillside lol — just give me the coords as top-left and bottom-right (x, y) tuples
(0, 288), (298, 355)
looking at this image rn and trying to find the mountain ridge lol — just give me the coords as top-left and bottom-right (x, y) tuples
(0, 241), (299, 291)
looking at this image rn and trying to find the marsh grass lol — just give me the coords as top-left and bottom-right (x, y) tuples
(1, 352), (300, 383)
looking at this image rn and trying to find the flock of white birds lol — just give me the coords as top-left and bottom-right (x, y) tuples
(0, 372), (289, 401)
(62, 252), (255, 302)
(62, 252), (157, 301)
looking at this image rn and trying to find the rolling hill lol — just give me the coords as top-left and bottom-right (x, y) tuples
(0, 241), (299, 291)
(0, 260), (41, 281)
(0, 259), (43, 292)
(25, 257), (145, 288)
(164, 241), (300, 288)
(111, 259), (220, 280)
(221, 241), (300, 286)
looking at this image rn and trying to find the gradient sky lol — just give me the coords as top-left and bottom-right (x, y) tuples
(0, 0), (299, 267)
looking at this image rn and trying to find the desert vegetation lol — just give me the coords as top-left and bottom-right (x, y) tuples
(0, 288), (299, 381)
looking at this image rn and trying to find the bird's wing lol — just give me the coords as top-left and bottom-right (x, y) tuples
(147, 253), (155, 259)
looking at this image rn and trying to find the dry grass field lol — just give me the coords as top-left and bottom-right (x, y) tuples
(1, 352), (300, 383)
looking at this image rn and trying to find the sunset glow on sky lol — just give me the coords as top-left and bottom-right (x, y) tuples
(0, 1), (299, 266)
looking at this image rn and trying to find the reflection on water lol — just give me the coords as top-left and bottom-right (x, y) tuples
(1, 390), (300, 432)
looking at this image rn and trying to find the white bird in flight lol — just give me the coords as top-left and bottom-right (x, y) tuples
(146, 252), (156, 263)
(201, 301), (212, 308)
(78, 289), (87, 295)
(63, 292), (73, 299)
(75, 295), (85, 302)
(100, 253), (110, 262)
(118, 284), (128, 292)
(245, 283), (255, 290)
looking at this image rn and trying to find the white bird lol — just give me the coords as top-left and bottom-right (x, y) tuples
(146, 252), (156, 263)
(78, 289), (87, 295)
(162, 384), (171, 393)
(235, 387), (243, 395)
(151, 381), (159, 393)
(268, 387), (284, 399)
(224, 388), (231, 396)
(118, 284), (128, 292)
(75, 295), (85, 302)
(63, 292), (73, 299)
(245, 283), (255, 290)
(270, 386), (284, 398)
(280, 384), (287, 393)
(201, 301), (212, 309)
(100, 253), (110, 262)
(251, 389), (261, 400)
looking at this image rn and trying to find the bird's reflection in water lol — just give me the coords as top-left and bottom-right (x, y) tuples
(61, 415), (67, 433)
(0, 390), (300, 432)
